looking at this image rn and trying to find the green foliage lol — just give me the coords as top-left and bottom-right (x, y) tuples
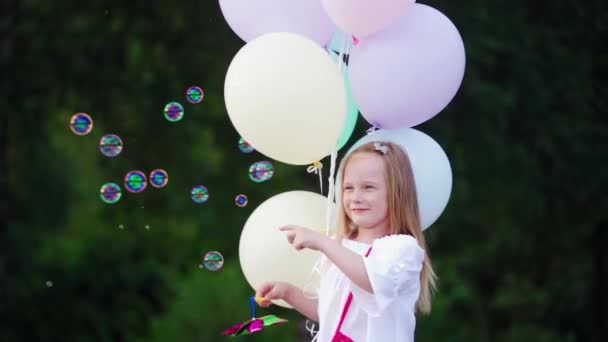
(5, 0), (606, 341)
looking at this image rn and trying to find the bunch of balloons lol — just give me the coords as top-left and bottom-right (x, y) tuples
(220, 0), (464, 306)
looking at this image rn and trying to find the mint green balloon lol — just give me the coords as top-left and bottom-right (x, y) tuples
(328, 49), (359, 150)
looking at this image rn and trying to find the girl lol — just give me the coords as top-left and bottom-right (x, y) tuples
(256, 141), (436, 342)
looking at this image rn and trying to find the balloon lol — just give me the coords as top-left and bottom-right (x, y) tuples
(335, 128), (452, 229)
(219, 0), (334, 46)
(349, 4), (466, 129)
(321, 0), (414, 38)
(224, 32), (347, 165)
(239, 191), (331, 308)
(328, 49), (359, 150)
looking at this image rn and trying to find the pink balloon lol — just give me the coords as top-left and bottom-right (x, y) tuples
(321, 0), (414, 38)
(219, 0), (335, 46)
(349, 4), (466, 129)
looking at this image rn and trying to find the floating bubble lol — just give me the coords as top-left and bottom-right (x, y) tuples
(186, 86), (204, 104)
(70, 113), (93, 135)
(144, 224), (150, 230)
(124, 170), (147, 193)
(238, 137), (255, 153)
(164, 102), (184, 122)
(235, 194), (248, 207)
(149, 169), (168, 188)
(99, 134), (123, 157)
(100, 182), (122, 204)
(191, 185), (209, 203)
(249, 161), (274, 183)
(46, 281), (53, 287)
(202, 251), (224, 271)
(118, 224), (124, 229)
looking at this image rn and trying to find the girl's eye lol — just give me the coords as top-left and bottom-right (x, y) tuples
(344, 186), (353, 190)
(365, 185), (374, 189)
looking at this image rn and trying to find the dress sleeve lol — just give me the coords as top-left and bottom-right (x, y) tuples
(350, 234), (425, 316)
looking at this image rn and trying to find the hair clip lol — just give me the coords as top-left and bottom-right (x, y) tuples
(373, 142), (388, 155)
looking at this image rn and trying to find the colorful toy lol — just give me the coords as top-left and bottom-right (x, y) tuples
(222, 296), (288, 337)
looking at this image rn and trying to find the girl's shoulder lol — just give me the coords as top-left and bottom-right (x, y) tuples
(372, 234), (425, 261)
(374, 234), (419, 248)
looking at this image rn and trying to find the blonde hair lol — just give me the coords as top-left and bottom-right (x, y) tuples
(336, 141), (437, 314)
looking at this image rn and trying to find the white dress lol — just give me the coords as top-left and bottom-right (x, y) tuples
(316, 234), (425, 342)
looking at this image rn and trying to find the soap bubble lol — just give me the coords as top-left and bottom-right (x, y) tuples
(124, 170), (147, 193)
(249, 161), (274, 183)
(149, 169), (168, 188)
(186, 86), (204, 104)
(235, 194), (248, 207)
(164, 102), (184, 122)
(100, 182), (122, 204)
(191, 185), (209, 203)
(238, 137), (255, 153)
(70, 113), (93, 135)
(99, 134), (123, 157)
(202, 251), (224, 271)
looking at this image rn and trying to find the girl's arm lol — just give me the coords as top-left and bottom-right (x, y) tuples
(319, 238), (373, 293)
(279, 225), (374, 295)
(257, 281), (319, 321)
(284, 284), (319, 322)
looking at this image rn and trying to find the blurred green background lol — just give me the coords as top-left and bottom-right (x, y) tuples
(3, 0), (607, 341)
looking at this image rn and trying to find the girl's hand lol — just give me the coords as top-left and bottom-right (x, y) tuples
(280, 225), (326, 251)
(255, 281), (292, 308)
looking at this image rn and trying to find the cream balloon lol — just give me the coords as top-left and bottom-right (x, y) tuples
(224, 32), (347, 165)
(239, 191), (330, 308)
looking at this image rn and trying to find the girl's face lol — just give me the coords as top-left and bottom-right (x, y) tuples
(342, 152), (389, 232)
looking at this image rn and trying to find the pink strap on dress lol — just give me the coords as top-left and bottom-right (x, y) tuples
(331, 246), (373, 342)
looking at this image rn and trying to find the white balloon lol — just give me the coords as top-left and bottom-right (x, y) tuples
(335, 128), (452, 229)
(224, 32), (347, 165)
(239, 191), (330, 308)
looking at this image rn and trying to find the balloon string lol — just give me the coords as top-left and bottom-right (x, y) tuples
(325, 31), (350, 235)
(318, 168), (323, 194)
(306, 319), (320, 342)
(307, 161), (324, 194)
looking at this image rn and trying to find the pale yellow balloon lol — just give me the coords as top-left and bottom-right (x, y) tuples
(239, 191), (331, 308)
(224, 32), (347, 165)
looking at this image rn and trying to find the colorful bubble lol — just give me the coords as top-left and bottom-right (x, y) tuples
(238, 137), (255, 153)
(191, 185), (209, 203)
(202, 251), (224, 271)
(149, 169), (168, 188)
(99, 134), (123, 157)
(235, 194), (248, 207)
(124, 170), (147, 193)
(164, 102), (184, 122)
(70, 113), (93, 135)
(100, 182), (122, 204)
(45, 281), (53, 287)
(186, 86), (204, 104)
(249, 161), (274, 183)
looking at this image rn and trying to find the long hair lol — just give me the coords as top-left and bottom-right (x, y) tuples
(336, 141), (437, 314)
